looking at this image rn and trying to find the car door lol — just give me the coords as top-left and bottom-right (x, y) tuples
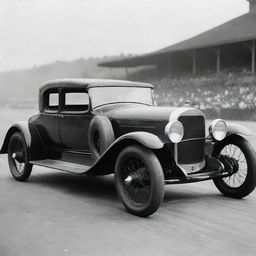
(58, 88), (92, 151)
(33, 88), (62, 148)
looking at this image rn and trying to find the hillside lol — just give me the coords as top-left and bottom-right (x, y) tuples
(0, 56), (128, 108)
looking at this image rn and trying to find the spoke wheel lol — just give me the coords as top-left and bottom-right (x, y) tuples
(221, 144), (247, 188)
(8, 132), (33, 181)
(213, 135), (256, 198)
(115, 145), (164, 217)
(122, 157), (151, 205)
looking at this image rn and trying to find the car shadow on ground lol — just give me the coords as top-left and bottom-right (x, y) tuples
(162, 186), (226, 208)
(29, 170), (118, 201)
(27, 167), (224, 206)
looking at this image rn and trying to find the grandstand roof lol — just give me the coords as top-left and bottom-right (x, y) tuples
(99, 12), (256, 68)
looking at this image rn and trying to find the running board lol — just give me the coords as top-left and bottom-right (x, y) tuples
(30, 159), (90, 174)
(165, 170), (230, 184)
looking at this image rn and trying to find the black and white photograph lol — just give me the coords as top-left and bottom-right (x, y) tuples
(0, 0), (256, 255)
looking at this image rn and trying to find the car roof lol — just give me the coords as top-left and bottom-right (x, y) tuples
(40, 78), (154, 92)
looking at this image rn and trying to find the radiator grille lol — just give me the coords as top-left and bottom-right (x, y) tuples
(178, 115), (205, 164)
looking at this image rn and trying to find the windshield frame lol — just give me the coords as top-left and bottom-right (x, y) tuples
(88, 86), (154, 109)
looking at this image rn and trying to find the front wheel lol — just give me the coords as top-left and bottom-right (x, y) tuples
(213, 135), (256, 199)
(8, 132), (33, 181)
(115, 145), (165, 217)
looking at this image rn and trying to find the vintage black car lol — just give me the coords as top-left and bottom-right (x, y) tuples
(1, 79), (256, 217)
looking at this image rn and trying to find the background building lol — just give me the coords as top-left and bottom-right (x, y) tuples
(99, 0), (256, 77)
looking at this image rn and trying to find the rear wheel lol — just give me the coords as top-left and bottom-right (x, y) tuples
(8, 132), (33, 181)
(213, 135), (256, 198)
(115, 145), (165, 217)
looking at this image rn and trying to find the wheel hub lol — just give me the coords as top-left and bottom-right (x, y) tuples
(124, 173), (141, 186)
(124, 167), (149, 188)
(124, 175), (133, 184)
(12, 151), (25, 163)
(219, 155), (239, 174)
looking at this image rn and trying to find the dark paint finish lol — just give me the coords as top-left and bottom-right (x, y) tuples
(94, 105), (176, 141)
(34, 80), (172, 167)
(39, 79), (153, 112)
(109, 105), (177, 121)
(31, 113), (61, 147)
(82, 131), (165, 176)
(58, 112), (93, 151)
(0, 121), (46, 161)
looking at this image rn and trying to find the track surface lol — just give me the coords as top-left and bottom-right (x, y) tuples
(0, 109), (256, 256)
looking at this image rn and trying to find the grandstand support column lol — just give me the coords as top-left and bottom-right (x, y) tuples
(187, 50), (197, 76)
(244, 40), (255, 74)
(210, 47), (221, 73)
(216, 47), (221, 73)
(252, 40), (255, 74)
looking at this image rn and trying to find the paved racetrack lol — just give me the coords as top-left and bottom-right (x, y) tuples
(0, 108), (256, 256)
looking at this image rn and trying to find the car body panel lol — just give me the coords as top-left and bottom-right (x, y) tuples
(0, 78), (251, 183)
(80, 131), (164, 176)
(30, 131), (164, 176)
(106, 106), (176, 141)
(0, 121), (46, 160)
(58, 112), (93, 151)
(30, 113), (61, 148)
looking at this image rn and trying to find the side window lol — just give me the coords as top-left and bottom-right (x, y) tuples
(44, 90), (59, 112)
(49, 93), (59, 108)
(63, 90), (89, 112)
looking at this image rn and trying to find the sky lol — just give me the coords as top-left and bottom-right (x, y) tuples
(0, 0), (249, 72)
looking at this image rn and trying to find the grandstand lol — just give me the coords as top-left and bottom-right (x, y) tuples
(98, 1), (256, 120)
(99, 0), (256, 77)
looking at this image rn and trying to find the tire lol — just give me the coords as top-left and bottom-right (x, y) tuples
(88, 116), (115, 162)
(213, 135), (256, 199)
(8, 132), (33, 181)
(115, 145), (165, 217)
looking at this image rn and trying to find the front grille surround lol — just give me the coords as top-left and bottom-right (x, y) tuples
(177, 115), (205, 165)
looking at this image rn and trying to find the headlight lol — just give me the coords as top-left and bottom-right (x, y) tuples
(209, 119), (227, 141)
(165, 121), (184, 143)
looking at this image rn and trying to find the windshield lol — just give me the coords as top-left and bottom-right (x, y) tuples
(89, 87), (153, 109)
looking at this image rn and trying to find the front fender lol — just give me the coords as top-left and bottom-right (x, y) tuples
(86, 132), (164, 176)
(226, 122), (252, 137)
(114, 132), (164, 150)
(0, 121), (46, 160)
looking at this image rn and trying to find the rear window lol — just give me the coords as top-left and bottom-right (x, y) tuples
(49, 93), (59, 108)
(44, 90), (59, 112)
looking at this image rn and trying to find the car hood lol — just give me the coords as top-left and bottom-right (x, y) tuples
(108, 105), (177, 122)
(94, 104), (204, 141)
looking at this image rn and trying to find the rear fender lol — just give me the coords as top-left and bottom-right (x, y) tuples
(86, 132), (164, 176)
(226, 122), (252, 137)
(0, 121), (46, 160)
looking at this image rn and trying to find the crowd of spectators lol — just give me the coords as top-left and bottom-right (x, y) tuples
(153, 72), (256, 110)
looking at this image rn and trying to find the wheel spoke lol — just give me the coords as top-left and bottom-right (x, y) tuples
(11, 139), (26, 174)
(220, 144), (247, 188)
(122, 157), (151, 205)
